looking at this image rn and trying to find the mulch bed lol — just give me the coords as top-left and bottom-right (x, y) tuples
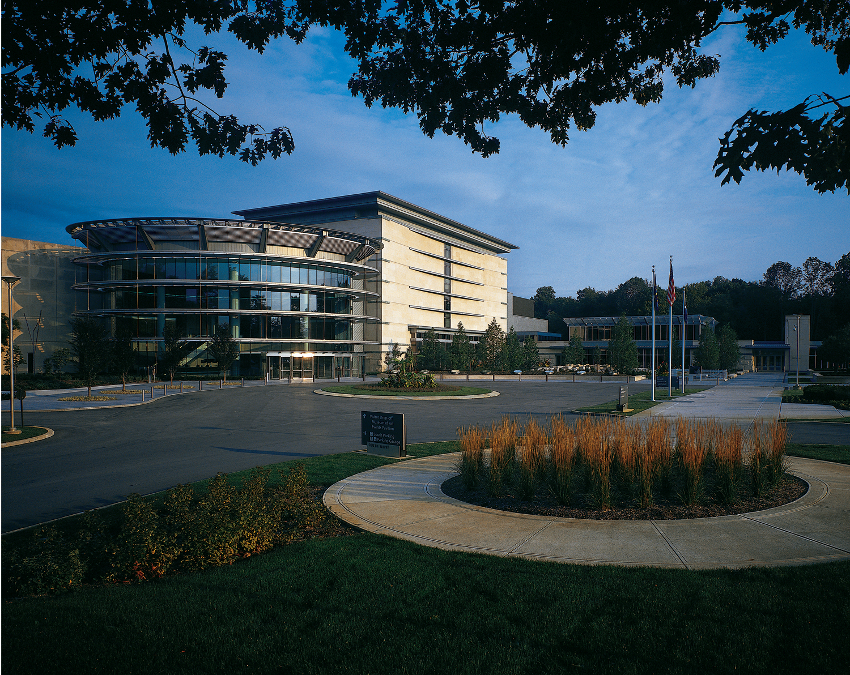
(352, 384), (462, 393)
(440, 471), (808, 520)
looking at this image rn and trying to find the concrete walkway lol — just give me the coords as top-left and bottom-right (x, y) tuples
(324, 453), (850, 569)
(635, 372), (850, 421)
(326, 372), (850, 569)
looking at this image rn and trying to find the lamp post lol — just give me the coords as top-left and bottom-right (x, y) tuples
(794, 314), (801, 388)
(3, 275), (22, 434)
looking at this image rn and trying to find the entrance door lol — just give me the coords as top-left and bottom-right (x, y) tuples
(269, 356), (280, 380)
(292, 356), (313, 380)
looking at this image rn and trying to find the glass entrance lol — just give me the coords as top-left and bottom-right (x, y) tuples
(292, 356), (312, 380)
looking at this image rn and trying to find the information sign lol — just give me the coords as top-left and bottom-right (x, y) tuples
(361, 411), (406, 457)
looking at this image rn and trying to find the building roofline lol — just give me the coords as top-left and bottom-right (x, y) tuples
(231, 191), (519, 254)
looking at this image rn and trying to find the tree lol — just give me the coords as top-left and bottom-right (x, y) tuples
(207, 325), (239, 381)
(160, 325), (192, 383)
(718, 324), (741, 372)
(418, 328), (445, 371)
(6, 3), (846, 191)
(608, 315), (638, 374)
(532, 286), (556, 319)
(112, 328), (137, 391)
(69, 316), (112, 397)
(696, 326), (720, 370)
(502, 327), (522, 371)
(563, 333), (584, 366)
(3, 1), (300, 164)
(521, 336), (539, 372)
(819, 323), (850, 371)
(449, 323), (474, 372)
(592, 347), (602, 372)
(479, 319), (505, 371)
(2, 313), (21, 375)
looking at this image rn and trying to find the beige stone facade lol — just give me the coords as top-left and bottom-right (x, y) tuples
(2, 237), (84, 373)
(235, 192), (516, 372)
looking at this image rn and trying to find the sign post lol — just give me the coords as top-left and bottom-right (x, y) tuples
(361, 411), (406, 457)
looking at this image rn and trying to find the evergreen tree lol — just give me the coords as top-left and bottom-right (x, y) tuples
(480, 318), (505, 370)
(696, 326), (720, 370)
(418, 328), (444, 371)
(521, 336), (540, 371)
(718, 324), (741, 372)
(608, 315), (638, 374)
(450, 322), (474, 371)
(563, 333), (584, 366)
(502, 327), (522, 371)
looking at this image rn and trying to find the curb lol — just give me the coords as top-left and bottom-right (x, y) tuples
(314, 389), (500, 400)
(2, 427), (54, 447)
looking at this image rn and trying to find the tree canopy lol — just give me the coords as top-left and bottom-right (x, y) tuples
(3, 1), (846, 190)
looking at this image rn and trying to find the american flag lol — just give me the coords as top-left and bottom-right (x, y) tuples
(667, 260), (676, 306)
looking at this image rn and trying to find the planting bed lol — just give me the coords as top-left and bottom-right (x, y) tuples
(448, 416), (804, 520)
(441, 470), (807, 520)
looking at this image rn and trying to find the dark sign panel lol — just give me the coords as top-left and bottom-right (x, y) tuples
(655, 376), (680, 389)
(361, 411), (406, 457)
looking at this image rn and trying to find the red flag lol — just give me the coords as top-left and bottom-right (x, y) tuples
(667, 261), (676, 306)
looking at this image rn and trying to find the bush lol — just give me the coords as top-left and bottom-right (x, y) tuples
(3, 464), (338, 596)
(802, 384), (850, 403)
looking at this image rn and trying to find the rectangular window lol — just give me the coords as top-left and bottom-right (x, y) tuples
(444, 277), (451, 293)
(444, 295), (451, 311)
(290, 292), (300, 311)
(184, 258), (198, 280)
(444, 312), (451, 329)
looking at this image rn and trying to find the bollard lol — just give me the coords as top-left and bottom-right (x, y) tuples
(199, 380), (202, 391)
(241, 377), (244, 387)
(545, 372), (548, 382)
(142, 390), (145, 402)
(150, 386), (154, 399)
(573, 372), (575, 383)
(492, 373), (495, 382)
(220, 379), (223, 389)
(180, 382), (183, 393)
(164, 384), (167, 396)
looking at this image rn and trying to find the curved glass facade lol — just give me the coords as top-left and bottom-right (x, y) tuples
(67, 218), (381, 378)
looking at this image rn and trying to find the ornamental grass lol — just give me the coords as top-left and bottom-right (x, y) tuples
(452, 415), (790, 515)
(548, 415), (576, 505)
(458, 425), (485, 490)
(518, 419), (546, 500)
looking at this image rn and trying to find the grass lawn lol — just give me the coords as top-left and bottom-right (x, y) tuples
(3, 441), (849, 674)
(576, 387), (711, 416)
(1, 425), (50, 444)
(786, 443), (850, 465)
(322, 384), (492, 396)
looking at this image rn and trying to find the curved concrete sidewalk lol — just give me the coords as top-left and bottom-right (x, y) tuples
(324, 453), (850, 569)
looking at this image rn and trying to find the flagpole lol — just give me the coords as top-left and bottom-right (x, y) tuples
(668, 256), (673, 398)
(651, 266), (656, 402)
(681, 288), (686, 394)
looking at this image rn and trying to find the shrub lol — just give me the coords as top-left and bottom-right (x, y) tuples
(4, 527), (86, 596)
(4, 464), (337, 596)
(801, 384), (850, 403)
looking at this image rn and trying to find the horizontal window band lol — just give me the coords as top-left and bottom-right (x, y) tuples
(407, 266), (484, 286)
(408, 286), (483, 301)
(408, 305), (485, 318)
(72, 281), (378, 297)
(75, 309), (379, 320)
(407, 247), (483, 270)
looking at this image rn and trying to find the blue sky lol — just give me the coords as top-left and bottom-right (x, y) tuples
(2, 21), (848, 299)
